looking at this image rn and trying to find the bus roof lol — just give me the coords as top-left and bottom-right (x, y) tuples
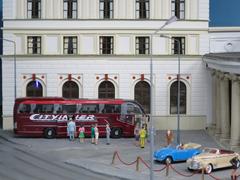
(15, 97), (126, 105)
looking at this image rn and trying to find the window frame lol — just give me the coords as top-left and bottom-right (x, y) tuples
(63, 36), (78, 54)
(171, 37), (185, 55)
(27, 36), (41, 54)
(27, 0), (41, 19)
(136, 0), (150, 19)
(99, 0), (113, 19)
(135, 36), (150, 55)
(26, 80), (43, 97)
(99, 36), (114, 55)
(171, 0), (185, 19)
(63, 0), (78, 19)
(62, 80), (79, 99)
(98, 81), (115, 99)
(169, 81), (187, 115)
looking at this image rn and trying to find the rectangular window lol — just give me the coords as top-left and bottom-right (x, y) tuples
(99, 36), (113, 54)
(171, 37), (185, 55)
(99, 0), (113, 19)
(171, 0), (185, 19)
(63, 36), (78, 54)
(136, 0), (149, 19)
(136, 37), (150, 54)
(63, 0), (77, 19)
(27, 0), (41, 19)
(27, 36), (41, 54)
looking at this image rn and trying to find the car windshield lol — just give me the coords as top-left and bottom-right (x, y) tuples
(203, 148), (217, 154)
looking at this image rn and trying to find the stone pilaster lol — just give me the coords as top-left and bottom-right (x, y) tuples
(211, 70), (217, 127)
(230, 76), (240, 146)
(215, 72), (221, 136)
(219, 73), (230, 139)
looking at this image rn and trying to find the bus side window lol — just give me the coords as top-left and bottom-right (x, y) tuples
(18, 104), (28, 113)
(115, 106), (121, 113)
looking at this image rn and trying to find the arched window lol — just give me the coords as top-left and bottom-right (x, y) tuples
(134, 81), (150, 114)
(170, 81), (186, 114)
(62, 81), (79, 98)
(26, 80), (43, 97)
(98, 81), (115, 99)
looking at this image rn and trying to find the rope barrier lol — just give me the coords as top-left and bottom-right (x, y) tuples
(169, 164), (198, 177)
(138, 157), (167, 172)
(115, 151), (138, 166)
(207, 173), (221, 180)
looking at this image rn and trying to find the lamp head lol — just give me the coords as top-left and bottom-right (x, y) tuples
(165, 16), (178, 25)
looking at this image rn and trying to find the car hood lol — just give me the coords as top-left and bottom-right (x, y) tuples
(191, 153), (216, 160)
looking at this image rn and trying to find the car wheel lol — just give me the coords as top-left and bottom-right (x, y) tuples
(165, 156), (172, 164)
(236, 160), (240, 169)
(110, 128), (122, 138)
(44, 128), (56, 139)
(205, 164), (213, 174)
(187, 167), (193, 171)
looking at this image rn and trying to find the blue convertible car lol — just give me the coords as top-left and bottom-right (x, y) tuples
(154, 143), (202, 164)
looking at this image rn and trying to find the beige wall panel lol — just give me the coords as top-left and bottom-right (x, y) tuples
(53, 0), (61, 19)
(153, 0), (162, 19)
(116, 35), (131, 54)
(46, 0), (53, 19)
(187, 35), (199, 55)
(89, 0), (98, 19)
(162, 0), (171, 19)
(127, 0), (135, 19)
(80, 35), (97, 55)
(16, 0), (24, 19)
(153, 116), (206, 130)
(190, 0), (198, 19)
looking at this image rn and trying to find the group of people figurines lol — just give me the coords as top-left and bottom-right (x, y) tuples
(67, 116), (111, 145)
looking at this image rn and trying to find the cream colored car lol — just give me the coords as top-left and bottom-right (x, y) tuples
(187, 148), (240, 174)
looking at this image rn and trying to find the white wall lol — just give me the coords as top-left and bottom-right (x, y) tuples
(198, 0), (209, 20)
(209, 31), (240, 53)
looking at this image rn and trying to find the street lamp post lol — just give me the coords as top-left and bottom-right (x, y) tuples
(1, 38), (17, 100)
(160, 35), (181, 145)
(149, 16), (177, 180)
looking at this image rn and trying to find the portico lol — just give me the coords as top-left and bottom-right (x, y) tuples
(203, 53), (240, 148)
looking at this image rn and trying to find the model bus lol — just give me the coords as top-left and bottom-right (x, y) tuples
(14, 97), (148, 139)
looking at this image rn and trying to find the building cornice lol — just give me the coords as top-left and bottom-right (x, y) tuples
(203, 53), (240, 74)
(2, 20), (209, 31)
(209, 27), (240, 33)
(1, 54), (202, 60)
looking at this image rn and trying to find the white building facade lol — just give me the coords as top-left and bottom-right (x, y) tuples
(2, 0), (210, 130)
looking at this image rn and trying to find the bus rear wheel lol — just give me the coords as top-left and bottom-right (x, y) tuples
(44, 128), (56, 139)
(111, 128), (122, 138)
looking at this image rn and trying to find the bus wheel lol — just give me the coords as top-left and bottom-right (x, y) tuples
(44, 128), (56, 139)
(111, 128), (122, 138)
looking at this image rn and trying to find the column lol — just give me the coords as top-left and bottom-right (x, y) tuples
(230, 76), (240, 146)
(220, 74), (230, 139)
(215, 73), (221, 135)
(211, 71), (217, 127)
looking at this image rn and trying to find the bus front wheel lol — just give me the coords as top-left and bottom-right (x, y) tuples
(44, 128), (56, 139)
(111, 128), (122, 138)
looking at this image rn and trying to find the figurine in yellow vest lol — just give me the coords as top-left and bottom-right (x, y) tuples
(139, 126), (147, 148)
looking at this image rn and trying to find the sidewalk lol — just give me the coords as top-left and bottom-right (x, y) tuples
(0, 130), (239, 180)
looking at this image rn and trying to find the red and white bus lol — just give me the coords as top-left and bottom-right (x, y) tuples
(14, 97), (148, 138)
